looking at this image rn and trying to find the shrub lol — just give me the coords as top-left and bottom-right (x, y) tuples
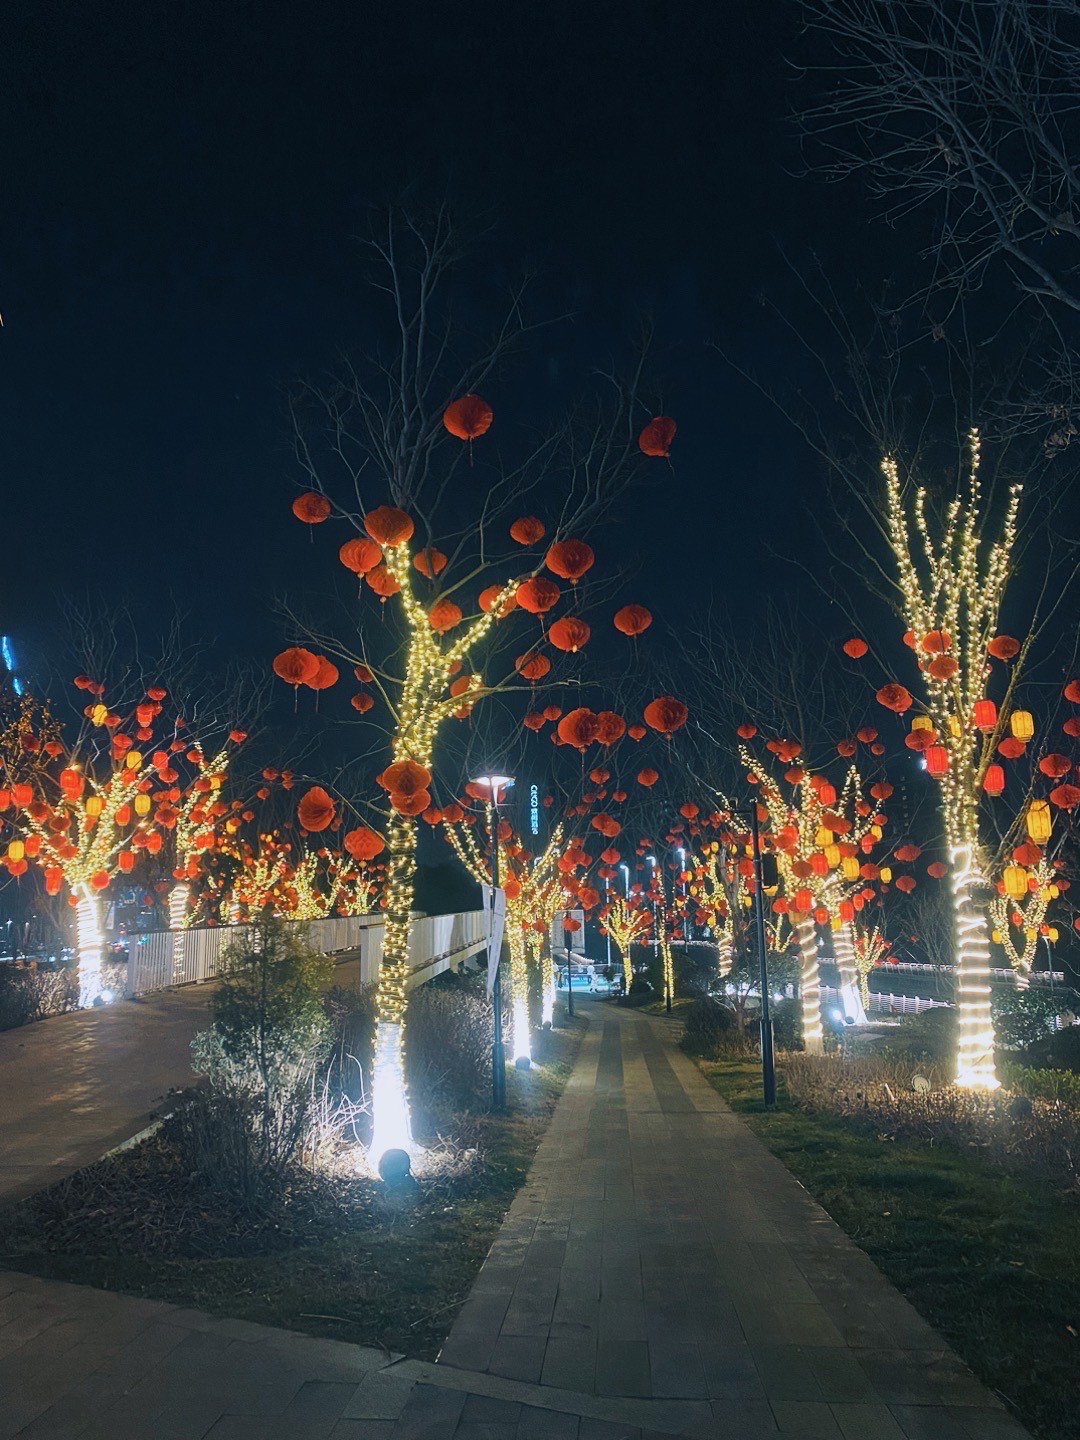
(1000, 1061), (1080, 1109)
(770, 996), (802, 1052)
(405, 984), (493, 1114)
(680, 996), (739, 1057)
(180, 919), (336, 1198)
(879, 1005), (955, 1065)
(778, 1051), (1078, 1190)
(1018, 1025), (1080, 1075)
(993, 987), (1069, 1052)
(0, 958), (125, 1031)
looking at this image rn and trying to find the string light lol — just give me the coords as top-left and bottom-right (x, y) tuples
(883, 431), (1019, 1089)
(368, 540), (528, 1168)
(600, 896), (650, 993)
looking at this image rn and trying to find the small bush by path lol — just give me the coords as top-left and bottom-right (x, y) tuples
(698, 1054), (1080, 1440)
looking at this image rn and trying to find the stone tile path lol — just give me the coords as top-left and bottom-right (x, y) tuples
(0, 1002), (1033, 1438)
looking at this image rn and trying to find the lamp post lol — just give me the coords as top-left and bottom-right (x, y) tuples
(619, 862), (630, 898)
(676, 845), (689, 948)
(474, 773), (514, 1110)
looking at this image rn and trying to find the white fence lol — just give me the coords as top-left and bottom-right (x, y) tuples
(124, 910), (487, 999)
(883, 960), (1066, 985)
(820, 984), (948, 1017)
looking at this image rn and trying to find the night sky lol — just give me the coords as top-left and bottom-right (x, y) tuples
(2, 0), (881, 682)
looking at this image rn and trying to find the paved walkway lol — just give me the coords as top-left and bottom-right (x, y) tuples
(0, 1003), (1031, 1439)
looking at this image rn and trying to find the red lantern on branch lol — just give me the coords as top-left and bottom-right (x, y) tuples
(443, 394), (493, 441)
(613, 604), (652, 637)
(297, 787), (336, 832)
(545, 539), (595, 584)
(644, 696), (688, 736)
(510, 516), (545, 546)
(292, 492), (331, 524)
(548, 617), (591, 653)
(364, 506), (415, 547)
(638, 416), (676, 457)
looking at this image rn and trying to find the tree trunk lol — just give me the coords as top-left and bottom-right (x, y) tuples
(369, 809), (416, 1163)
(795, 916), (824, 1054)
(169, 883), (190, 984)
(508, 927), (531, 1063)
(75, 885), (105, 1009)
(533, 936), (556, 1026)
(833, 923), (867, 1025)
(949, 840), (1000, 1089)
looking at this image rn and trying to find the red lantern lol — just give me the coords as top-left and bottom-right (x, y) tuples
(613, 604), (652, 637)
(443, 394), (493, 441)
(643, 696), (688, 736)
(306, 656), (339, 692)
(842, 638), (868, 659)
(515, 651), (551, 682)
(345, 827), (385, 861)
(297, 786), (336, 832)
(876, 683), (913, 714)
(516, 577), (561, 615)
(413, 547), (448, 578)
(292, 492), (331, 524)
(988, 635), (1020, 661)
(638, 416), (676, 457)
(273, 647), (319, 688)
(973, 699), (997, 730)
(364, 505), (414, 547)
(548, 617), (591, 653)
(557, 708), (600, 750)
(545, 539), (595, 584)
(510, 516), (545, 546)
(428, 599), (463, 634)
(925, 745), (949, 777)
(596, 711), (626, 745)
(921, 630), (952, 653)
(339, 537), (382, 575)
(982, 764), (1005, 796)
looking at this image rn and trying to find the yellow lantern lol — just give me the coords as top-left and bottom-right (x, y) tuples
(1002, 865), (1028, 899)
(85, 796), (103, 819)
(815, 826), (833, 848)
(90, 703), (108, 726)
(1047, 926), (1059, 943)
(1024, 926), (1037, 942)
(134, 793), (151, 817)
(991, 929), (1003, 945)
(841, 856), (860, 881)
(870, 824), (883, 840)
(879, 866), (892, 883)
(1010, 710), (1034, 741)
(7, 839), (25, 862)
(1049, 883), (1060, 899)
(1025, 799), (1052, 844)
(830, 916), (842, 932)
(125, 751), (143, 770)
(947, 716), (962, 738)
(824, 844), (841, 868)
(912, 715), (933, 732)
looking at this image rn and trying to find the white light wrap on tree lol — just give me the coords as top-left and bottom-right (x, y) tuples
(530, 934), (554, 1026)
(369, 1019), (412, 1161)
(951, 842), (999, 1089)
(795, 916), (824, 1054)
(508, 927), (531, 1064)
(76, 887), (104, 1009)
(660, 933), (675, 1008)
(832, 922), (867, 1025)
(882, 432), (1021, 1089)
(169, 883), (190, 983)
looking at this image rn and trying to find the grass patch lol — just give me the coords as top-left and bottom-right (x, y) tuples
(0, 1021), (583, 1361)
(699, 1055), (1080, 1440)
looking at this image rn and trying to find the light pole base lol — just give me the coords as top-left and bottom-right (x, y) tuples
(514, 1055), (531, 1071)
(377, 1148), (412, 1184)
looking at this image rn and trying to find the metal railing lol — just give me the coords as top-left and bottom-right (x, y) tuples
(124, 910), (487, 999)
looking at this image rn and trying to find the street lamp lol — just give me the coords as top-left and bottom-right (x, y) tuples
(676, 845), (689, 947)
(472, 773), (515, 1107)
(619, 863), (630, 897)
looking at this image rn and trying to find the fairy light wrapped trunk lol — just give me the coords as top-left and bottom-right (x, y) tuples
(882, 432), (1023, 1089)
(369, 539), (515, 1166)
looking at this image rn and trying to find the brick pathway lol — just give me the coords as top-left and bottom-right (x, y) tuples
(0, 1002), (1032, 1438)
